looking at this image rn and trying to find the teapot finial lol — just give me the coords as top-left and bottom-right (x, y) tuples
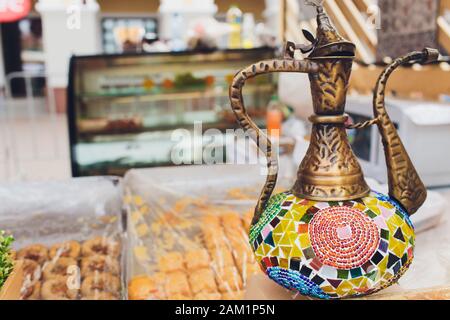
(305, 0), (356, 58)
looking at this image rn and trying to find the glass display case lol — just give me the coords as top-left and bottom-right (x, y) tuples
(68, 48), (277, 177)
(101, 16), (158, 54)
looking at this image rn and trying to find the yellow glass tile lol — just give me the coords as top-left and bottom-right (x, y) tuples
(386, 220), (398, 233)
(280, 219), (295, 233)
(336, 281), (353, 296)
(273, 222), (285, 234)
(279, 258), (289, 269)
(299, 234), (311, 248)
(388, 215), (404, 228)
(281, 246), (292, 258)
(290, 245), (304, 259)
(383, 272), (393, 281)
(367, 205), (381, 215)
(321, 286), (335, 294)
(278, 233), (291, 246)
(345, 288), (359, 297)
(401, 224), (414, 239)
(349, 277), (364, 287)
(273, 233), (283, 243)
(358, 277), (369, 288)
(291, 211), (305, 222)
(284, 211), (295, 220)
(291, 204), (308, 216)
(354, 203), (367, 211)
(379, 201), (394, 210)
(391, 242), (407, 258)
(291, 204), (304, 212)
(269, 246), (282, 257)
(261, 243), (272, 255)
(287, 232), (298, 246)
(378, 256), (388, 273)
(363, 197), (378, 207)
(286, 195), (296, 202)
(255, 244), (265, 257)
(388, 237), (402, 250)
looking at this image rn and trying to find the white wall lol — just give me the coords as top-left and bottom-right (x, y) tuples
(36, 0), (101, 88)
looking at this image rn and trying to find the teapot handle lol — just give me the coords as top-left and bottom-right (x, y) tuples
(230, 57), (318, 226)
(373, 48), (439, 214)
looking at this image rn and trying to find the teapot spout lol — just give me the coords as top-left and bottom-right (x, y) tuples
(373, 48), (439, 214)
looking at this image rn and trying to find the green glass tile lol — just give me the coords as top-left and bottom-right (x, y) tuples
(380, 229), (390, 240)
(395, 210), (405, 218)
(337, 269), (349, 280)
(328, 201), (340, 207)
(249, 193), (289, 243)
(350, 267), (363, 278)
(366, 210), (378, 219)
(301, 213), (314, 224)
(278, 209), (288, 217)
(366, 270), (377, 281)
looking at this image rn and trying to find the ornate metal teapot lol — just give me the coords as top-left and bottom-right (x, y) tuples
(229, 2), (439, 299)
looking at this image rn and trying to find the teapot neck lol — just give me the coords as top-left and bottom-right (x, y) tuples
(292, 58), (370, 202)
(292, 120), (370, 202)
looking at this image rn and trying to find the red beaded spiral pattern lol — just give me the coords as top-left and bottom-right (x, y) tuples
(309, 206), (380, 270)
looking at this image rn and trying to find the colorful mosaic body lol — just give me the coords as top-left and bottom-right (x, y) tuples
(249, 191), (415, 299)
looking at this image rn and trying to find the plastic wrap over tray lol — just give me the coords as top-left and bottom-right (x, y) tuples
(124, 165), (450, 300)
(0, 176), (125, 300)
(124, 164), (294, 300)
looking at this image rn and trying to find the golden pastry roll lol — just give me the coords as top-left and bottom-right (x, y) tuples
(158, 252), (184, 273)
(238, 262), (262, 283)
(204, 230), (229, 251)
(221, 212), (243, 230)
(242, 209), (254, 231)
(188, 268), (218, 294)
(168, 292), (193, 300)
(128, 274), (165, 300)
(164, 271), (191, 296)
(194, 292), (222, 300)
(200, 213), (222, 228)
(222, 290), (245, 300)
(225, 228), (249, 247)
(232, 246), (255, 266)
(184, 249), (211, 270)
(215, 267), (243, 293)
(209, 247), (235, 271)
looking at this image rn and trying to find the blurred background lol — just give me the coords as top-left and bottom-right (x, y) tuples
(0, 0), (449, 184)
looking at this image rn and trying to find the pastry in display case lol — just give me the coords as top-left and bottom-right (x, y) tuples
(123, 165), (294, 300)
(0, 177), (126, 300)
(68, 48), (277, 177)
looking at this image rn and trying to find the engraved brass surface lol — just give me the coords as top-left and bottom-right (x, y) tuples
(373, 48), (439, 215)
(228, 3), (437, 225)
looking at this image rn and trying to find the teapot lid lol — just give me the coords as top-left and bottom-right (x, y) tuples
(304, 1), (356, 58)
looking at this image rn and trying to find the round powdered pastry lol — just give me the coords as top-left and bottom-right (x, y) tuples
(41, 276), (79, 300)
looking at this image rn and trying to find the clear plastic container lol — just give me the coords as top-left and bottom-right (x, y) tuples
(0, 177), (126, 300)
